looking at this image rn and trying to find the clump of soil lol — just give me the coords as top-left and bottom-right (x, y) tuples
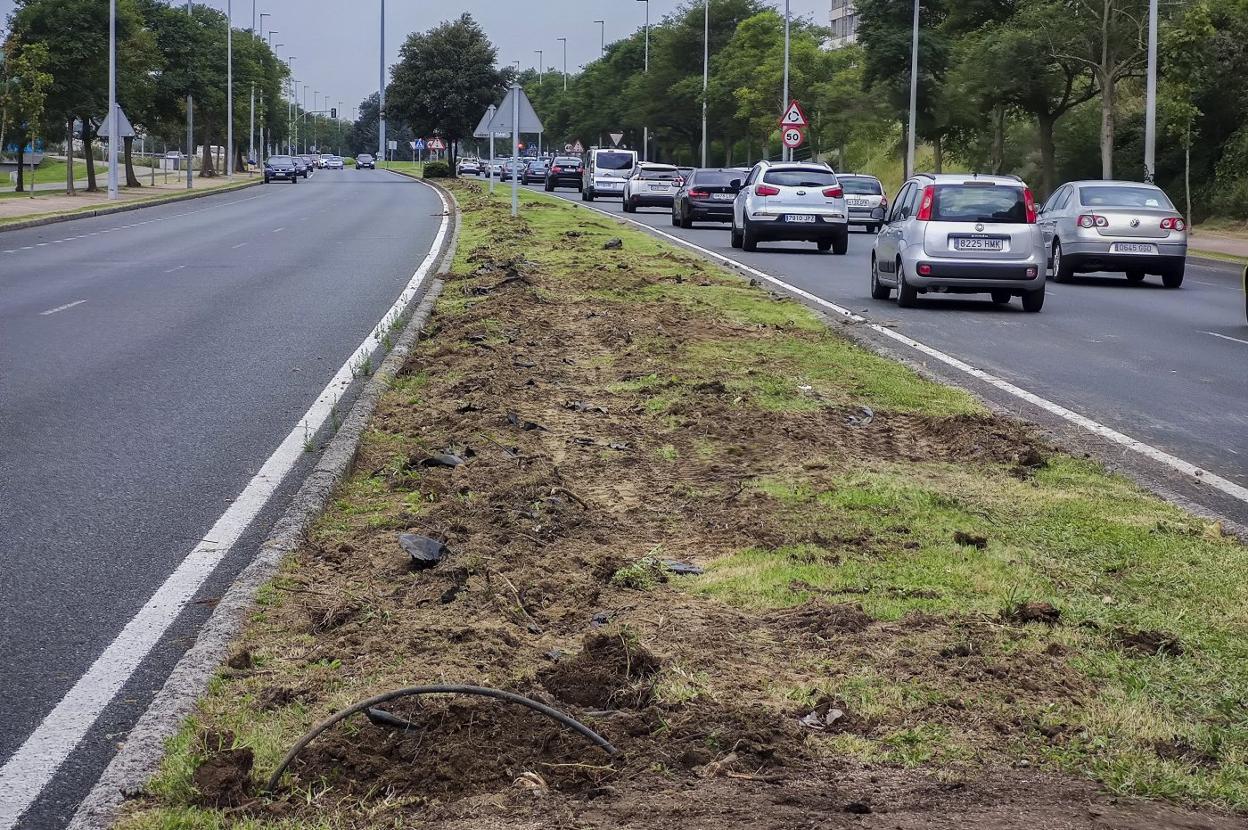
(1115, 628), (1184, 656)
(1001, 601), (1062, 626)
(192, 732), (254, 808)
(767, 600), (874, 638)
(540, 632), (662, 708)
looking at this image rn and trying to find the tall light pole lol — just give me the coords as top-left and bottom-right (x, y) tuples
(287, 57), (296, 155)
(186, 0), (194, 189)
(781, 0), (790, 161)
(593, 20), (604, 58)
(1143, 0), (1158, 182)
(905, 0), (920, 179)
(637, 0), (649, 161)
(558, 37), (568, 91)
(701, 0), (709, 168)
(535, 50), (543, 84)
(378, 0), (386, 163)
(226, 0), (234, 177)
(107, 0), (118, 199)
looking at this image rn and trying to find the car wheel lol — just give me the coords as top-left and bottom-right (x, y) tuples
(671, 208), (680, 227)
(1021, 287), (1045, 312)
(291, 177), (297, 184)
(741, 216), (759, 252)
(832, 227), (849, 255)
(1125, 269), (1146, 283)
(1052, 239), (1074, 283)
(545, 182), (553, 192)
(817, 238), (833, 252)
(679, 209), (693, 229)
(623, 198), (635, 213)
(730, 218), (743, 249)
(263, 177), (269, 184)
(584, 188), (594, 202)
(1162, 264), (1185, 288)
(991, 290), (1012, 304)
(870, 258), (891, 300)
(896, 262), (918, 308)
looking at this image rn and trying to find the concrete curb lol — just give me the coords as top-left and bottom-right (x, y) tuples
(0, 178), (262, 235)
(65, 179), (459, 830)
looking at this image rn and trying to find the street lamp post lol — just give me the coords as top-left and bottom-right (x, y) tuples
(593, 20), (605, 58)
(186, 0), (194, 189)
(558, 37), (567, 91)
(378, 0), (386, 164)
(781, 0), (790, 161)
(1143, 0), (1158, 182)
(905, 0), (920, 179)
(637, 0), (649, 161)
(535, 50), (543, 84)
(226, 0), (233, 177)
(107, 0), (118, 199)
(701, 0), (709, 168)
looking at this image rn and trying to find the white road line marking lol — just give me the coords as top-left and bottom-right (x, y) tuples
(231, 242), (248, 249)
(0, 184), (451, 830)
(271, 226), (286, 233)
(163, 265), (185, 273)
(39, 300), (87, 316)
(35, 242), (48, 247)
(567, 195), (1248, 507)
(3, 250), (15, 254)
(1203, 330), (1248, 347)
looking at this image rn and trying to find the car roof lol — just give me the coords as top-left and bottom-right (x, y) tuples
(637, 162), (678, 170)
(759, 160), (833, 171)
(838, 173), (881, 180)
(1065, 179), (1165, 188)
(910, 172), (1025, 186)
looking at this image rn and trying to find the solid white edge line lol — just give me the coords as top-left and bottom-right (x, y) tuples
(564, 193), (1248, 506)
(0, 189), (451, 830)
(1203, 330), (1248, 347)
(39, 300), (87, 316)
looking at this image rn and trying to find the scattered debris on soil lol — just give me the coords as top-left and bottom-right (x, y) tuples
(1001, 601), (1062, 626)
(398, 532), (448, 569)
(192, 732), (254, 808)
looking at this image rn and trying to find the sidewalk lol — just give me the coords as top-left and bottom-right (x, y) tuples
(0, 172), (259, 227)
(1190, 226), (1248, 261)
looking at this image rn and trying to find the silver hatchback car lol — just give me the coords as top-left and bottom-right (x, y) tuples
(730, 160), (849, 254)
(1038, 180), (1188, 287)
(870, 173), (1046, 311)
(838, 173), (888, 233)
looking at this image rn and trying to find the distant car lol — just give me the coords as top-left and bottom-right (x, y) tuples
(838, 174), (889, 234)
(622, 162), (682, 213)
(676, 166), (694, 187)
(730, 160), (849, 253)
(263, 154), (299, 184)
(324, 156), (344, 170)
(871, 172), (1045, 311)
(315, 154), (330, 169)
(671, 168), (748, 228)
(298, 155), (315, 177)
(523, 158), (550, 184)
(357, 153), (376, 170)
(501, 158), (531, 181)
(292, 157), (309, 178)
(545, 156), (584, 191)
(457, 158), (481, 175)
(582, 148), (638, 201)
(1039, 180), (1188, 288)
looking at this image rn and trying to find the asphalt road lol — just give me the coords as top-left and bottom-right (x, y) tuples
(0, 168), (443, 829)
(522, 180), (1248, 524)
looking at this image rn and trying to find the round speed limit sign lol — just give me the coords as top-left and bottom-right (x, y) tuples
(782, 126), (805, 149)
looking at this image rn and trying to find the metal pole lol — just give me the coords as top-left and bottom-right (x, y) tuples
(1143, 0), (1158, 182)
(701, 0), (709, 168)
(107, 0), (118, 199)
(511, 83), (520, 216)
(226, 0), (233, 177)
(905, 0), (920, 179)
(782, 0), (790, 161)
(378, 0), (386, 162)
(536, 50), (543, 84)
(187, 0), (194, 188)
(558, 38), (567, 92)
(642, 0), (649, 161)
(594, 20), (604, 57)
(486, 103), (496, 195)
(249, 83), (255, 170)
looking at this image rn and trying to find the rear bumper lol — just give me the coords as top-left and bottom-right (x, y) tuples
(903, 252), (1045, 291)
(688, 201), (734, 220)
(1062, 239), (1187, 273)
(848, 207), (886, 224)
(629, 192), (676, 207)
(750, 213), (847, 241)
(547, 175), (582, 187)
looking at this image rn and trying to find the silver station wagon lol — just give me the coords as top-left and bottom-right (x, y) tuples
(1039, 180), (1188, 288)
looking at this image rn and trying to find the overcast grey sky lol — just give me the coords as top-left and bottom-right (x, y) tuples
(1, 0), (828, 116)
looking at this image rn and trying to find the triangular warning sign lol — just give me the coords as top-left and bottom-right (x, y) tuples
(489, 85), (545, 134)
(97, 104), (135, 139)
(472, 106), (496, 139)
(609, 132), (624, 147)
(779, 100), (809, 128)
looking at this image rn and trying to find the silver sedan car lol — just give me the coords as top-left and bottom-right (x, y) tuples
(1039, 180), (1188, 287)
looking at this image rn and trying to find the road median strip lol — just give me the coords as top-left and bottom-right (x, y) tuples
(115, 181), (1247, 828)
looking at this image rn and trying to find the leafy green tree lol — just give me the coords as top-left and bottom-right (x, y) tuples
(0, 37), (52, 192)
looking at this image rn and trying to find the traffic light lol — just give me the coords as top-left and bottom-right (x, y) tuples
(330, 107), (337, 119)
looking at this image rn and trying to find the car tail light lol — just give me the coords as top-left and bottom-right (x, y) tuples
(917, 264), (933, 275)
(915, 185), (935, 221)
(1024, 188), (1038, 223)
(822, 186), (844, 198)
(688, 188), (710, 198)
(1077, 214), (1108, 228)
(1160, 217), (1186, 231)
(1026, 266), (1038, 278)
(880, 197), (889, 210)
(551, 166), (562, 173)
(755, 184), (780, 197)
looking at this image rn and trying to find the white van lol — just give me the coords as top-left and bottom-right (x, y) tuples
(582, 148), (638, 201)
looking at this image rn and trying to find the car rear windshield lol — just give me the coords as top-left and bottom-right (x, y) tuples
(762, 168), (837, 187)
(1078, 185), (1173, 209)
(595, 152), (634, 171)
(690, 170), (740, 186)
(553, 157), (581, 166)
(840, 177), (883, 195)
(931, 184), (1027, 223)
(639, 168), (679, 181)
(528, 159), (548, 167)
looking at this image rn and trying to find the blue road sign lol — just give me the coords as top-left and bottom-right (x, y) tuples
(413, 139), (426, 151)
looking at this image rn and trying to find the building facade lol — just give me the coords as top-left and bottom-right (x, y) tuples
(829, 0), (859, 47)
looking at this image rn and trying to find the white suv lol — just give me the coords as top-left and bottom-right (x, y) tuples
(730, 161), (849, 254)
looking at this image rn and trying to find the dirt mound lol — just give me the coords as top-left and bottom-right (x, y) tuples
(192, 732), (254, 808)
(767, 600), (874, 638)
(541, 632), (662, 709)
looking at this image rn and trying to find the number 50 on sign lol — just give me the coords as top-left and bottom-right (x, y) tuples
(782, 127), (805, 149)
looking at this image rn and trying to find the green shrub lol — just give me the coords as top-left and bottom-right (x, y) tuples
(423, 161), (451, 179)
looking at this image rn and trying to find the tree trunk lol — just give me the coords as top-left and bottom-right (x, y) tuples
(83, 121), (98, 192)
(124, 136), (142, 187)
(66, 117), (76, 195)
(1099, 71), (1115, 179)
(200, 126), (217, 177)
(991, 105), (1006, 174)
(1037, 113), (1058, 198)
(932, 135), (943, 173)
(1184, 121), (1191, 223)
(235, 143), (246, 173)
(15, 143), (25, 192)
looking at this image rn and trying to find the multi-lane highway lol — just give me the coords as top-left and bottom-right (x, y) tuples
(521, 179), (1248, 527)
(0, 168), (444, 829)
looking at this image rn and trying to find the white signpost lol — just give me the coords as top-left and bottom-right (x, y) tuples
(486, 83), (545, 216)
